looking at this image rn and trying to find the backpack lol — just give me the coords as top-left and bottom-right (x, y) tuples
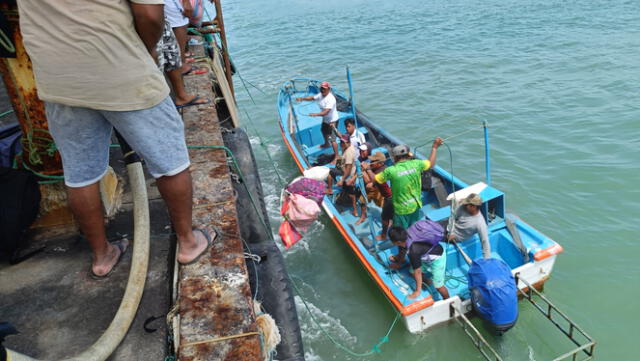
(406, 220), (444, 248)
(0, 123), (21, 168)
(0, 167), (41, 262)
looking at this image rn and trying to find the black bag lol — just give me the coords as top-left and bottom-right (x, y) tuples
(0, 167), (41, 262)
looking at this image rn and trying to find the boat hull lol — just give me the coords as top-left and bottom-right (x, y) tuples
(277, 78), (563, 333)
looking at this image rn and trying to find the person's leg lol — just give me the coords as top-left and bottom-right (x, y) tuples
(355, 194), (367, 225)
(377, 198), (393, 240)
(349, 193), (358, 217)
(155, 169), (209, 263)
(67, 184), (123, 276)
(104, 96), (213, 264)
(172, 25), (190, 73)
(160, 22), (208, 107)
(320, 122), (331, 148)
(429, 251), (449, 299)
(45, 102), (122, 276)
(330, 139), (339, 164)
(167, 68), (209, 107)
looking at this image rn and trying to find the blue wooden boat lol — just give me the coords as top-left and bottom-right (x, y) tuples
(276, 77), (565, 334)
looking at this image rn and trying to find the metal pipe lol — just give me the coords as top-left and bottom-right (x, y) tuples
(346, 66), (357, 128)
(483, 120), (491, 186)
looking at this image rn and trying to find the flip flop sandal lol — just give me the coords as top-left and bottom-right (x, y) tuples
(179, 227), (219, 266)
(90, 239), (129, 280)
(175, 96), (211, 109)
(182, 66), (208, 76)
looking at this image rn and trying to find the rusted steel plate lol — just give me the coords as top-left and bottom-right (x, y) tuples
(177, 41), (261, 361)
(0, 8), (62, 175)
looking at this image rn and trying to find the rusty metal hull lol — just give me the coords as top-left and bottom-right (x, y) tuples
(177, 42), (262, 361)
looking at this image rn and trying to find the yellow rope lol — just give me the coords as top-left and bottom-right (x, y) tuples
(179, 331), (261, 348)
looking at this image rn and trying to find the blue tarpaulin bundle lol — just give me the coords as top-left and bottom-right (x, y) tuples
(468, 258), (518, 334)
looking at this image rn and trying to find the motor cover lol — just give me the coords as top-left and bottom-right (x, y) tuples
(468, 258), (518, 334)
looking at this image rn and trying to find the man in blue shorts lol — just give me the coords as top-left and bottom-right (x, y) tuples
(18, 0), (215, 278)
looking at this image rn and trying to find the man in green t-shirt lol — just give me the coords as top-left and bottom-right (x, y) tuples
(375, 137), (443, 229)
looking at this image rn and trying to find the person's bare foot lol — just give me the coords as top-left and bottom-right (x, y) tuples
(355, 216), (366, 225)
(91, 240), (128, 277)
(326, 188), (333, 195)
(319, 143), (330, 149)
(375, 233), (387, 241)
(177, 229), (211, 264)
(352, 209), (358, 217)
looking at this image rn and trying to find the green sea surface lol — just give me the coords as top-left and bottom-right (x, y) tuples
(213, 0), (639, 359)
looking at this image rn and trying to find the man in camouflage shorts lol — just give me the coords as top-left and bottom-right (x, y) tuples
(156, 19), (209, 109)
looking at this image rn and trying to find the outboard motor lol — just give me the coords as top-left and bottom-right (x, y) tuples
(467, 258), (518, 335)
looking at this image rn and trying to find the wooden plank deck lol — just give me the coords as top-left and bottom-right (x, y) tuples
(176, 41), (262, 361)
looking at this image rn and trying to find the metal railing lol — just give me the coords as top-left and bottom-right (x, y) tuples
(449, 303), (503, 361)
(515, 274), (596, 361)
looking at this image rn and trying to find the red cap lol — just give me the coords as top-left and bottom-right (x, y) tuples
(320, 81), (331, 89)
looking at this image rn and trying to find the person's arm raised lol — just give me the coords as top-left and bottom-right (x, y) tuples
(427, 137), (444, 168)
(130, 2), (164, 54)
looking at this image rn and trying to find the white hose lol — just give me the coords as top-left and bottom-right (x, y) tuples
(7, 162), (150, 361)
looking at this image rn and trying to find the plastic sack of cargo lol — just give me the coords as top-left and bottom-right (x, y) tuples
(302, 166), (330, 181)
(279, 195), (303, 249)
(285, 194), (320, 232)
(279, 220), (301, 249)
(286, 177), (326, 204)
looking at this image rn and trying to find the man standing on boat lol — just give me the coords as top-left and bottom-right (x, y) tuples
(296, 81), (339, 164)
(362, 152), (393, 240)
(327, 134), (367, 224)
(17, 0), (215, 277)
(375, 138), (443, 229)
(388, 221), (450, 300)
(447, 193), (491, 259)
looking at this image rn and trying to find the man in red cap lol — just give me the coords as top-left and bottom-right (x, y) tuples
(296, 81), (339, 164)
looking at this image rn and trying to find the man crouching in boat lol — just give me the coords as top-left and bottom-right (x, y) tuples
(389, 221), (450, 300)
(327, 134), (367, 224)
(295, 81), (339, 164)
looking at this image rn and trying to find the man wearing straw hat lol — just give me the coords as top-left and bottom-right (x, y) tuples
(447, 193), (491, 259)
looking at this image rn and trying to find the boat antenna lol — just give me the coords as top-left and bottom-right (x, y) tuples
(483, 120), (491, 186)
(346, 66), (358, 128)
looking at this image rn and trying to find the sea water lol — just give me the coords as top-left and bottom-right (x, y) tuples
(210, 0), (639, 359)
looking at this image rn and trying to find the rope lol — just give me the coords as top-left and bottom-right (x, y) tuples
(289, 275), (403, 357)
(179, 331), (261, 348)
(239, 106), (287, 188)
(0, 109), (14, 117)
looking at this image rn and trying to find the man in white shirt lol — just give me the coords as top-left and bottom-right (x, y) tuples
(335, 117), (366, 150)
(296, 81), (339, 164)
